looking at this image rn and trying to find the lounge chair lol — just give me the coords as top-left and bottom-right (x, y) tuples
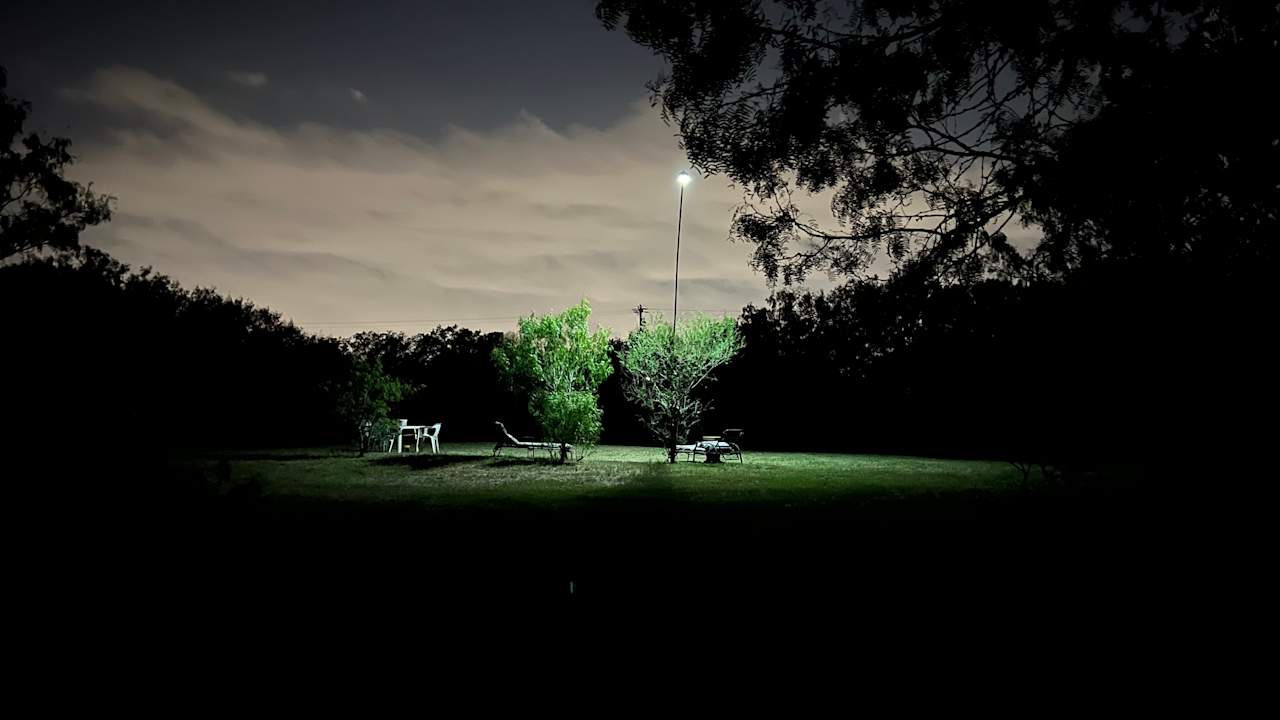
(673, 443), (699, 461)
(674, 428), (744, 463)
(492, 421), (571, 459)
(717, 428), (744, 462)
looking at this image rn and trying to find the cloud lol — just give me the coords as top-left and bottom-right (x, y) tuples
(228, 71), (269, 88)
(350, 88), (368, 104)
(65, 66), (834, 335)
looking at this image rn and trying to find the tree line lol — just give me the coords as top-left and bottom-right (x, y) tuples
(8, 0), (1279, 472)
(10, 243), (1261, 470)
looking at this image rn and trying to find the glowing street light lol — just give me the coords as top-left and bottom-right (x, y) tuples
(673, 171), (691, 328)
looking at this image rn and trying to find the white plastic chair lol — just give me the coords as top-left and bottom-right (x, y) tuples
(386, 419), (409, 453)
(421, 423), (441, 454)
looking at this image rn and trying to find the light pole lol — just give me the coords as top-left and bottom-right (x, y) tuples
(670, 170), (692, 462)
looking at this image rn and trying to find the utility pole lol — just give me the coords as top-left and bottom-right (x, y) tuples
(633, 304), (647, 328)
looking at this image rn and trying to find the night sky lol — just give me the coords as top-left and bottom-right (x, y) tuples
(3, 0), (812, 333)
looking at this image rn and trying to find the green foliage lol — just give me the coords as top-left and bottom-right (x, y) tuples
(622, 314), (741, 457)
(363, 416), (405, 454)
(329, 358), (408, 455)
(1, 66), (114, 260)
(492, 300), (613, 461)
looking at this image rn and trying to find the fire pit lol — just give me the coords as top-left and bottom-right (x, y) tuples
(700, 436), (724, 463)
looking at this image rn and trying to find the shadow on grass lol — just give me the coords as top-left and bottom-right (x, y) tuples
(588, 462), (676, 502)
(371, 453), (486, 470)
(203, 452), (347, 462)
(485, 456), (568, 468)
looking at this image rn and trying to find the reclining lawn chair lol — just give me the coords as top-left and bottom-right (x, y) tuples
(718, 428), (744, 463)
(673, 442), (699, 462)
(492, 421), (571, 459)
(674, 428), (745, 463)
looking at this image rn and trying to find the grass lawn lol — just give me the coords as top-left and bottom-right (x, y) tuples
(189, 442), (1028, 509)
(163, 443), (1145, 601)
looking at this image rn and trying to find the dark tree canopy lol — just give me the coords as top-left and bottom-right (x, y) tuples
(597, 1), (1280, 284)
(342, 325), (527, 441)
(0, 247), (353, 450)
(1, 66), (114, 260)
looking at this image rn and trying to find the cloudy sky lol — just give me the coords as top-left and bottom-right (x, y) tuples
(4, 0), (841, 335)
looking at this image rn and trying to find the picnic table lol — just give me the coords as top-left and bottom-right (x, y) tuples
(389, 424), (431, 453)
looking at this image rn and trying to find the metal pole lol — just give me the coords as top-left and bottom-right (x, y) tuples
(674, 184), (683, 330)
(670, 184), (684, 462)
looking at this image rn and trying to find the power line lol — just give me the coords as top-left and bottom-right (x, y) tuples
(296, 308), (738, 327)
(299, 315), (523, 326)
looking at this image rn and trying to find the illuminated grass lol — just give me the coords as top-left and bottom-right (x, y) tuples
(188, 442), (1026, 509)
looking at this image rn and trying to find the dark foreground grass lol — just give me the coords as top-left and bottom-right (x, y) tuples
(156, 444), (1149, 604)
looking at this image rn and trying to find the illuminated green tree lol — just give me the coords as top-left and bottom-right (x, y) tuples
(492, 300), (614, 463)
(622, 314), (741, 462)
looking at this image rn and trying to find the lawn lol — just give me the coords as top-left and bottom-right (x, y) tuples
(167, 444), (1143, 601)
(187, 443), (1027, 509)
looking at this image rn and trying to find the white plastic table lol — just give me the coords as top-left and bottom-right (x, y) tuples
(391, 425), (430, 453)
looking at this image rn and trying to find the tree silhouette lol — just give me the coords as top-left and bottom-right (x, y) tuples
(328, 358), (407, 456)
(343, 326), (522, 441)
(1, 66), (114, 260)
(0, 247), (353, 451)
(597, 1), (1280, 284)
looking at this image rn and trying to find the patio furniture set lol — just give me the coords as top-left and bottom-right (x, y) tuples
(385, 418), (747, 463)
